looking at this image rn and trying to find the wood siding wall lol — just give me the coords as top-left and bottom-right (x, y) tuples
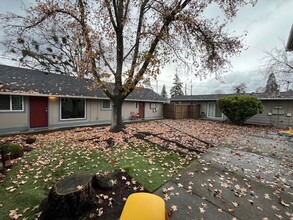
(163, 103), (200, 119)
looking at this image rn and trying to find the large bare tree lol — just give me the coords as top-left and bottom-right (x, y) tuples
(260, 43), (293, 91)
(0, 0), (256, 131)
(233, 82), (247, 94)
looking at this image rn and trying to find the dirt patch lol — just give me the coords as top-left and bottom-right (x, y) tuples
(89, 170), (145, 219)
(40, 169), (145, 219)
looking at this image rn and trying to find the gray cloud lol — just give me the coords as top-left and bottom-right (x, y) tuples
(156, 0), (293, 95)
(0, 0), (292, 95)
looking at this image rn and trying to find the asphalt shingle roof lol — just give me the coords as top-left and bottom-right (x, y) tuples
(170, 91), (293, 101)
(0, 64), (165, 102)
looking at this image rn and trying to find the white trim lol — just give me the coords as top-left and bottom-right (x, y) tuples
(150, 103), (157, 109)
(59, 97), (86, 121)
(0, 91), (166, 103)
(101, 100), (112, 110)
(0, 95), (24, 112)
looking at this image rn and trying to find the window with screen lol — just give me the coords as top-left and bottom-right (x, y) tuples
(0, 95), (23, 111)
(61, 98), (85, 119)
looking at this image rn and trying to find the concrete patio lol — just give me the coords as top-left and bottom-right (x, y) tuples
(155, 132), (293, 219)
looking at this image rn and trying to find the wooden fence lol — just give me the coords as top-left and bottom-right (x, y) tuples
(163, 103), (200, 119)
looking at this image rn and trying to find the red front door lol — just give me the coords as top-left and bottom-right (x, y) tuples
(139, 102), (145, 119)
(29, 96), (48, 128)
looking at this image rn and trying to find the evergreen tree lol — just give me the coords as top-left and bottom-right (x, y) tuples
(170, 74), (184, 97)
(161, 84), (168, 99)
(265, 73), (279, 94)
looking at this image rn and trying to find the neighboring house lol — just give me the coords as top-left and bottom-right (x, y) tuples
(0, 64), (165, 133)
(170, 92), (293, 127)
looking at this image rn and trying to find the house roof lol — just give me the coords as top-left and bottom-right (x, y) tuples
(170, 91), (293, 102)
(0, 64), (165, 102)
(286, 24), (293, 51)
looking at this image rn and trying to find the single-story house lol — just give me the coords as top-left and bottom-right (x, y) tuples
(0, 64), (165, 133)
(170, 92), (293, 127)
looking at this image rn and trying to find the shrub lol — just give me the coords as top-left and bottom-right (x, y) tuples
(217, 96), (264, 125)
(0, 142), (24, 159)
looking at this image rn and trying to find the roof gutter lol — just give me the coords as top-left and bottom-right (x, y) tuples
(171, 97), (293, 101)
(0, 91), (166, 103)
(0, 91), (106, 100)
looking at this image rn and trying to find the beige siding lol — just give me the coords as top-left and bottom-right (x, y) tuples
(97, 101), (163, 121)
(48, 96), (59, 125)
(122, 101), (137, 120)
(144, 102), (163, 119)
(0, 96), (28, 131)
(88, 99), (99, 121)
(96, 100), (136, 121)
(48, 97), (99, 127)
(48, 98), (163, 128)
(0, 112), (28, 130)
(1, 96), (163, 132)
(96, 100), (111, 121)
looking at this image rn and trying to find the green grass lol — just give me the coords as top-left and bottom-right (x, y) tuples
(0, 140), (194, 219)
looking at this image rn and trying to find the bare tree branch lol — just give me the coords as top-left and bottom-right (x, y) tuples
(0, 0), (257, 131)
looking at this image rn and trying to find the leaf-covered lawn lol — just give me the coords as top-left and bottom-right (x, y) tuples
(0, 121), (196, 219)
(1, 119), (285, 219)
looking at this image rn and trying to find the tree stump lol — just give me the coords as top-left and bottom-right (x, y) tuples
(39, 173), (98, 220)
(25, 136), (36, 144)
(0, 151), (12, 170)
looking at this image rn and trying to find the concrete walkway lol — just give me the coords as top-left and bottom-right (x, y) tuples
(155, 132), (293, 219)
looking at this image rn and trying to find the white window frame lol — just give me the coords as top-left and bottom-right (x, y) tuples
(207, 102), (223, 119)
(102, 100), (112, 110)
(60, 98), (86, 120)
(0, 95), (24, 112)
(150, 103), (157, 109)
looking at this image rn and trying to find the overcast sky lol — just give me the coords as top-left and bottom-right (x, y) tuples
(155, 0), (293, 95)
(0, 0), (293, 95)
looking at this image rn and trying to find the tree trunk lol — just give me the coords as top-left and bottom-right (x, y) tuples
(39, 173), (98, 220)
(110, 98), (125, 132)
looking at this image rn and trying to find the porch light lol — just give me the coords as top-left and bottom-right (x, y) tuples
(48, 96), (57, 100)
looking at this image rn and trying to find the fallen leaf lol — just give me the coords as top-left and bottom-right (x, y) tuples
(96, 208), (103, 216)
(199, 207), (206, 213)
(275, 214), (283, 219)
(170, 205), (177, 212)
(9, 209), (22, 219)
(228, 208), (234, 212)
(278, 199), (289, 207)
(76, 185), (84, 190)
(264, 194), (271, 200)
(248, 199), (254, 205)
